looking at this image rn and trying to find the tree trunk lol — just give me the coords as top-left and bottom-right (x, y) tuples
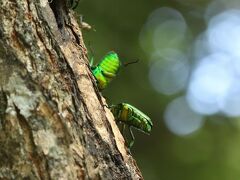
(0, 0), (143, 179)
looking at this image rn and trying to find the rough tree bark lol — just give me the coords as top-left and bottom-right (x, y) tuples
(0, 0), (143, 179)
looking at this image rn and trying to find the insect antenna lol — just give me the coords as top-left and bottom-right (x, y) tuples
(123, 59), (139, 67)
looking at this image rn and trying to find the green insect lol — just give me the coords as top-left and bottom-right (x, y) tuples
(91, 51), (121, 91)
(110, 103), (153, 148)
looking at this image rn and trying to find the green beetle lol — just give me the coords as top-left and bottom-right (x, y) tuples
(110, 103), (153, 148)
(91, 51), (121, 91)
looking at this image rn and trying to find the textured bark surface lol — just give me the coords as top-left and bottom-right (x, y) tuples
(0, 0), (143, 179)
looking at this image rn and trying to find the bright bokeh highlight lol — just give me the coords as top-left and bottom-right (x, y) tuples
(141, 6), (240, 135)
(149, 49), (189, 95)
(164, 96), (204, 136)
(188, 9), (240, 117)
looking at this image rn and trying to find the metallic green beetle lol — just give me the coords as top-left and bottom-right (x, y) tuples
(91, 51), (121, 91)
(110, 103), (153, 148)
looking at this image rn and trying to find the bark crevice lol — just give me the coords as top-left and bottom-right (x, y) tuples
(14, 103), (49, 180)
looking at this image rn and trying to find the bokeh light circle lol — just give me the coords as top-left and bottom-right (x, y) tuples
(164, 96), (204, 136)
(149, 49), (189, 95)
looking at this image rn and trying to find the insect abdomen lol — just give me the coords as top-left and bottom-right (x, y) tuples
(92, 51), (120, 90)
(127, 105), (152, 133)
(99, 52), (120, 78)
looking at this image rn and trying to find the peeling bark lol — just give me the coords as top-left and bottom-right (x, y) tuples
(0, 0), (143, 179)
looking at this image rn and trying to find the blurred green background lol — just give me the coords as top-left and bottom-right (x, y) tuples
(76, 0), (240, 179)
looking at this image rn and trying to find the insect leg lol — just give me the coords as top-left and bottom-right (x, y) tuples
(103, 104), (110, 108)
(71, 0), (80, 9)
(121, 123), (126, 135)
(90, 57), (94, 67)
(88, 41), (95, 67)
(128, 126), (135, 148)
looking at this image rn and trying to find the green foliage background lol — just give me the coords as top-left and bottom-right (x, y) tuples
(77, 0), (240, 179)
